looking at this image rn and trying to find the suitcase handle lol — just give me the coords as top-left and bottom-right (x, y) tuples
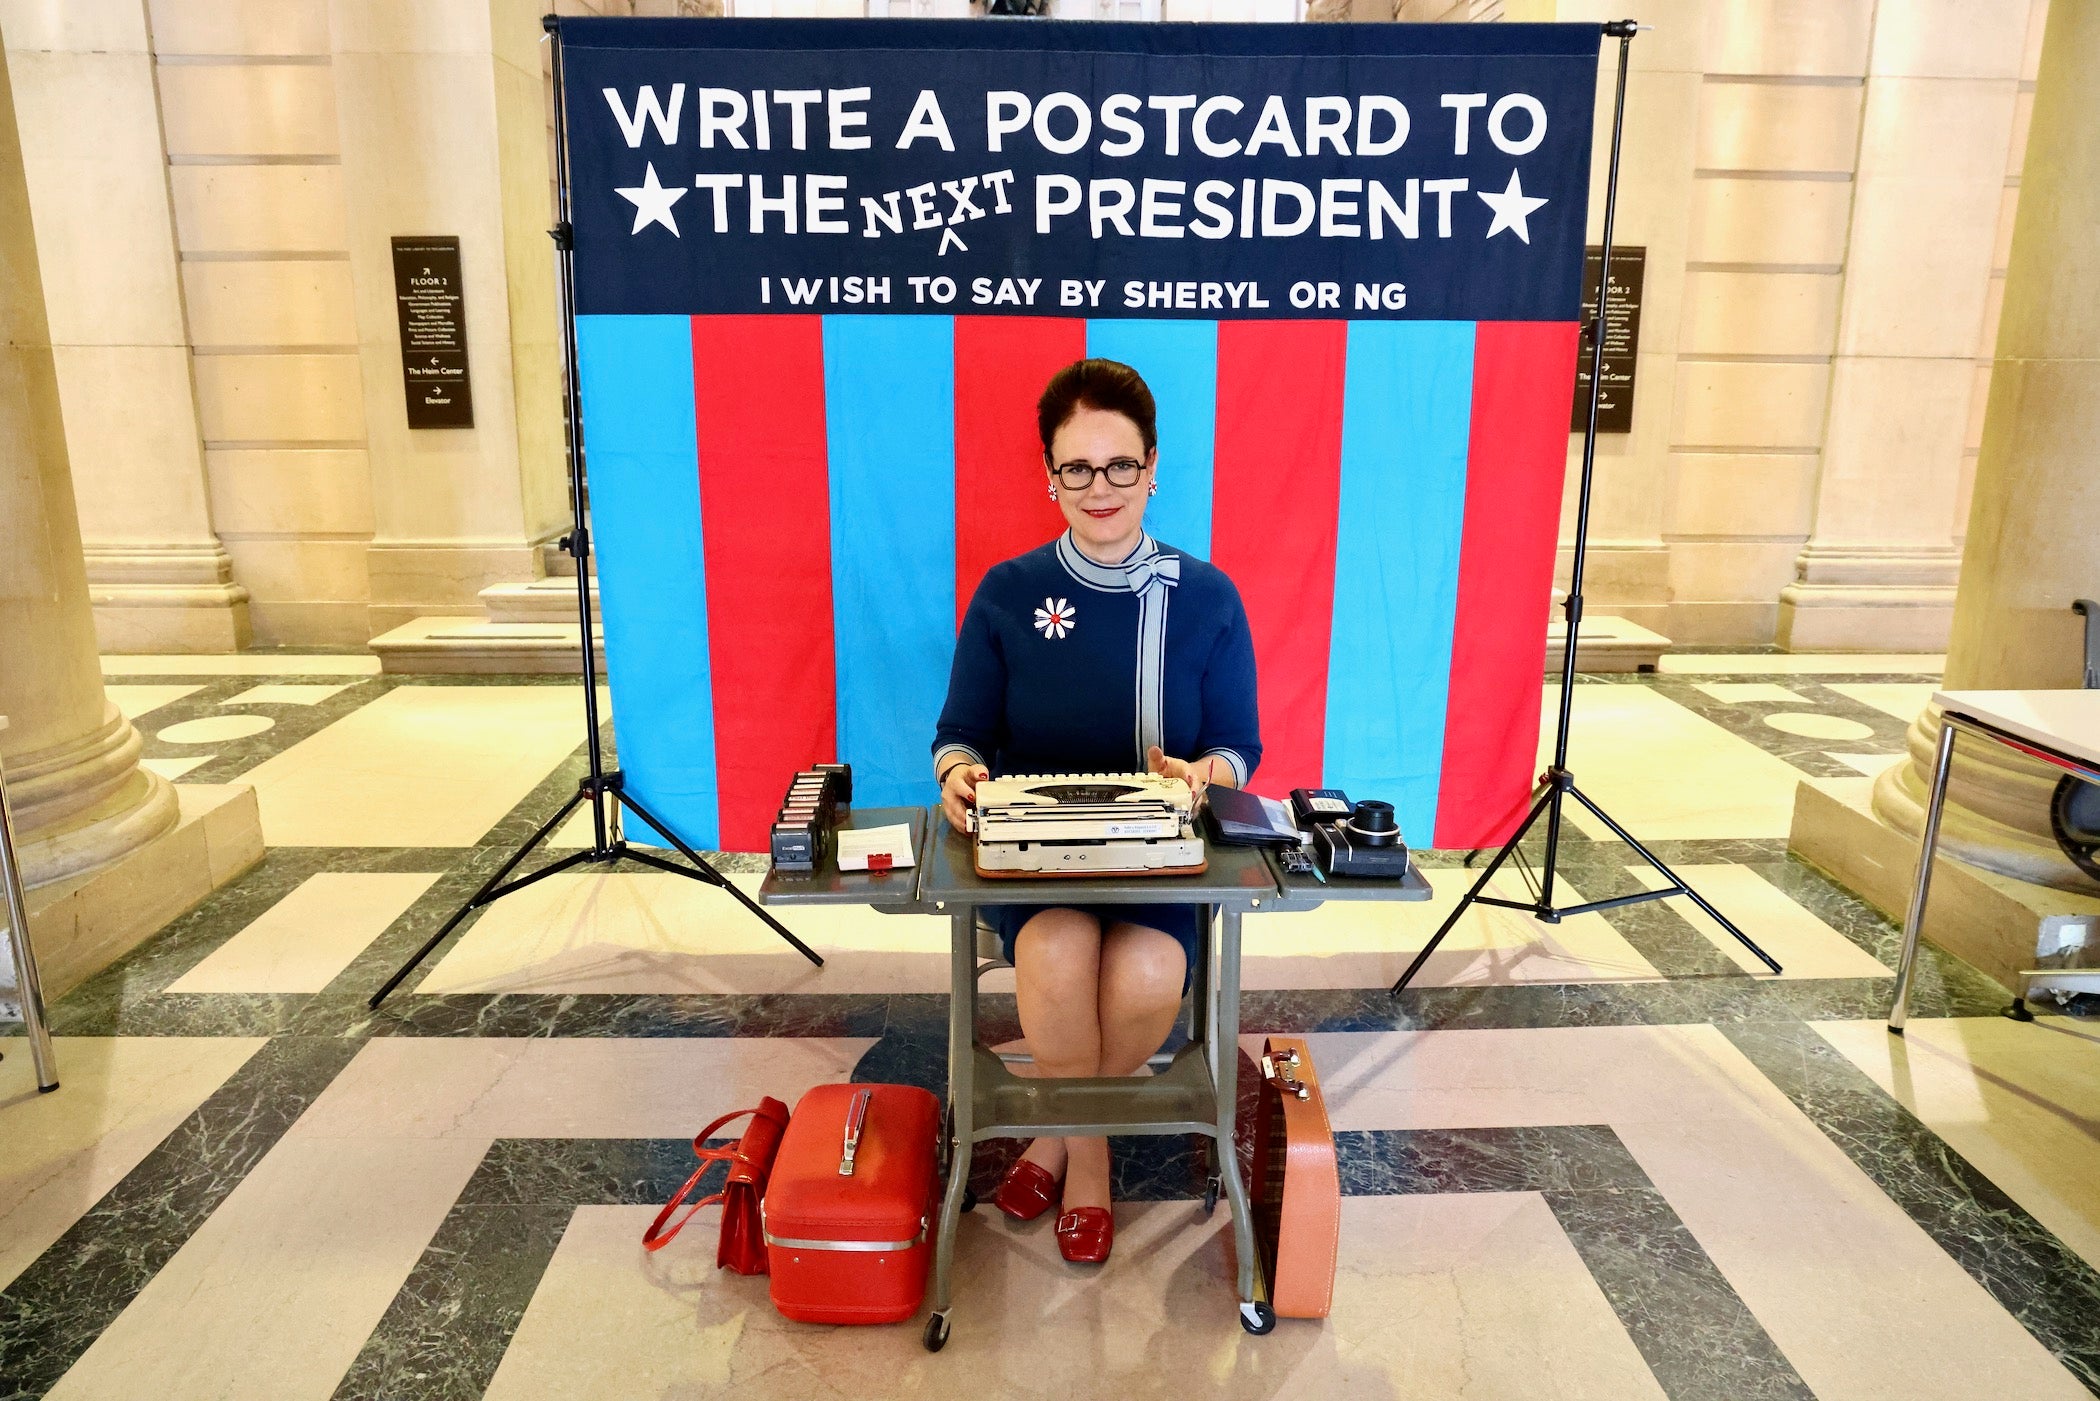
(839, 1087), (873, 1175)
(1261, 1049), (1310, 1100)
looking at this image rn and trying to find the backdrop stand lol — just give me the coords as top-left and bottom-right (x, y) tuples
(369, 16), (822, 1010)
(1391, 21), (1781, 996)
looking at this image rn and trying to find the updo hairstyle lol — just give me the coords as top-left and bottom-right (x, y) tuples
(1036, 358), (1158, 458)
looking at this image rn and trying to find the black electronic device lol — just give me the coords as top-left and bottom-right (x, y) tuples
(1310, 799), (1413, 880)
(1290, 788), (1354, 828)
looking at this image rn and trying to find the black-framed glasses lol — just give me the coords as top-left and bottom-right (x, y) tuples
(1051, 457), (1146, 490)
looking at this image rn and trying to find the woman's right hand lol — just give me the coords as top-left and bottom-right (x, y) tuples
(941, 762), (990, 835)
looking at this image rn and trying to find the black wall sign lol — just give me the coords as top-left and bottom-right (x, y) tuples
(1571, 244), (1642, 433)
(391, 236), (474, 428)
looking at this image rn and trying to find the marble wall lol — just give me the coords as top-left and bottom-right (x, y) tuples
(148, 0), (375, 647)
(1526, 0), (2046, 649)
(0, 0), (2049, 651)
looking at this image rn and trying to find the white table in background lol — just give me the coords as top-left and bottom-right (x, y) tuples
(1888, 690), (2100, 1032)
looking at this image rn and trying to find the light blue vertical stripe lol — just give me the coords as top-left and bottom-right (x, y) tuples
(575, 314), (719, 849)
(824, 315), (956, 811)
(1085, 320), (1217, 560)
(1324, 321), (1476, 845)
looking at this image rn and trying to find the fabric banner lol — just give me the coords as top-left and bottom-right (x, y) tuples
(560, 17), (1597, 852)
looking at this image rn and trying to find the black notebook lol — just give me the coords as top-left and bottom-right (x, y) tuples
(1204, 785), (1305, 847)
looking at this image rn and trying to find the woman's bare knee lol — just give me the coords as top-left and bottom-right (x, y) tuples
(1014, 908), (1103, 996)
(1014, 909), (1106, 1078)
(1100, 924), (1185, 1008)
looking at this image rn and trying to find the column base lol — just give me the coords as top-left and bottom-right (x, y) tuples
(1788, 779), (2100, 996)
(2, 783), (263, 1011)
(1775, 544), (1959, 651)
(84, 544), (251, 654)
(365, 538), (554, 638)
(1776, 583), (1956, 651)
(1874, 706), (2095, 893)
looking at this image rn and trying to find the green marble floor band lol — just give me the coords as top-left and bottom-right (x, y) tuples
(1721, 1021), (2100, 1394)
(0, 1038), (365, 1401)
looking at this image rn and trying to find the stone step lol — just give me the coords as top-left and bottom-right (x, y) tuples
(369, 617), (598, 674)
(1545, 613), (1671, 674)
(382, 598), (1665, 676)
(480, 577), (597, 625)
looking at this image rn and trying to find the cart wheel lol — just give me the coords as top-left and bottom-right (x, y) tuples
(1239, 1301), (1276, 1336)
(924, 1312), (951, 1352)
(961, 1187), (977, 1213)
(1202, 1175), (1220, 1217)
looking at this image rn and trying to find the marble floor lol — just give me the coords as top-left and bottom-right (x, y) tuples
(4, 650), (2097, 1400)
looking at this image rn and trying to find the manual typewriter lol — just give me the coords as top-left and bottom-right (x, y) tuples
(968, 772), (1206, 877)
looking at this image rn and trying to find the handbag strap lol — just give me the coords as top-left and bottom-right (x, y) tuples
(640, 1107), (770, 1253)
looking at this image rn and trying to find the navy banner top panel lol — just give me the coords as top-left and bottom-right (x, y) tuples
(558, 18), (1601, 322)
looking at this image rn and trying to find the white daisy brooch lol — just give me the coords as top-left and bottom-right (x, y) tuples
(1033, 597), (1076, 640)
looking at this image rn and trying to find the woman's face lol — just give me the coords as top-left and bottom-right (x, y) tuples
(1047, 406), (1156, 561)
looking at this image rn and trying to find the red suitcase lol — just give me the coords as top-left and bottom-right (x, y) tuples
(762, 1083), (940, 1325)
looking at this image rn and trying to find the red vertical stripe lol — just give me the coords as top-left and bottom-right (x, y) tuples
(1210, 321), (1348, 798)
(953, 316), (1086, 625)
(693, 315), (835, 851)
(1436, 320), (1581, 848)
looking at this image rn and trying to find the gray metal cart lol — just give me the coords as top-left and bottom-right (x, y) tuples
(761, 804), (1430, 1350)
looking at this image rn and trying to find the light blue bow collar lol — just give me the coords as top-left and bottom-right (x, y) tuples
(1056, 531), (1180, 595)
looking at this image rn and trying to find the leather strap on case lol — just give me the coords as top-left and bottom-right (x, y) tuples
(643, 1098), (791, 1253)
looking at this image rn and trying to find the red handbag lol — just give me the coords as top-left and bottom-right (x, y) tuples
(642, 1096), (791, 1274)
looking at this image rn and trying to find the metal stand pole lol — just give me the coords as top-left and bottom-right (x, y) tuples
(0, 728), (59, 1091)
(1393, 20), (1780, 996)
(1886, 715), (1958, 1033)
(367, 15), (819, 1009)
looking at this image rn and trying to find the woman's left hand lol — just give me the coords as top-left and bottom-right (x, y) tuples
(1147, 745), (1227, 803)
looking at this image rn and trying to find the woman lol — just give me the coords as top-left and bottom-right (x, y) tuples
(932, 357), (1261, 1265)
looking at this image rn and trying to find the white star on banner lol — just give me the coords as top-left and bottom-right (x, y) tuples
(1477, 169), (1549, 244)
(615, 162), (685, 236)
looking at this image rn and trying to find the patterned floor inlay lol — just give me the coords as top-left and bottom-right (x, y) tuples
(0, 1039), (365, 1401)
(1723, 1022), (2100, 1393)
(3, 658), (2097, 1400)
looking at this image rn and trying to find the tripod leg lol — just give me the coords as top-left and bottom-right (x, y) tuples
(1390, 785), (1556, 996)
(368, 786), (589, 1008)
(615, 790), (825, 968)
(1563, 783), (1783, 976)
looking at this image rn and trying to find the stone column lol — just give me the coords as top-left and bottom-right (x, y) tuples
(329, 0), (569, 637)
(1870, 0), (2100, 894)
(1776, 0), (2031, 651)
(0, 29), (177, 891)
(0, 0), (249, 653)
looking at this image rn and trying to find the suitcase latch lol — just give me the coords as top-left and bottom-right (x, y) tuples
(1261, 1048), (1310, 1100)
(839, 1088), (873, 1175)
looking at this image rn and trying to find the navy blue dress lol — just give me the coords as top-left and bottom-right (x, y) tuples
(932, 531), (1262, 986)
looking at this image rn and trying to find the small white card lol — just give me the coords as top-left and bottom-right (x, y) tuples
(836, 823), (916, 872)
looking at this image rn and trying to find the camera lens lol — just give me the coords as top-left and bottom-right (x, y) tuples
(1348, 800), (1399, 846)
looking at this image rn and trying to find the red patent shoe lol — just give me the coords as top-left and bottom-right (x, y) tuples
(992, 1158), (1061, 1222)
(1055, 1206), (1113, 1264)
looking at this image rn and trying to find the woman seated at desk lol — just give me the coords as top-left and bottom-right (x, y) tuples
(932, 357), (1261, 1266)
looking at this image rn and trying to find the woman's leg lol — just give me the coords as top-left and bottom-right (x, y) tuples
(1060, 922), (1186, 1212)
(1010, 907), (1106, 1181)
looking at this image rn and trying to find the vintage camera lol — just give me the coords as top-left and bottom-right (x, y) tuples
(1307, 798), (1412, 880)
